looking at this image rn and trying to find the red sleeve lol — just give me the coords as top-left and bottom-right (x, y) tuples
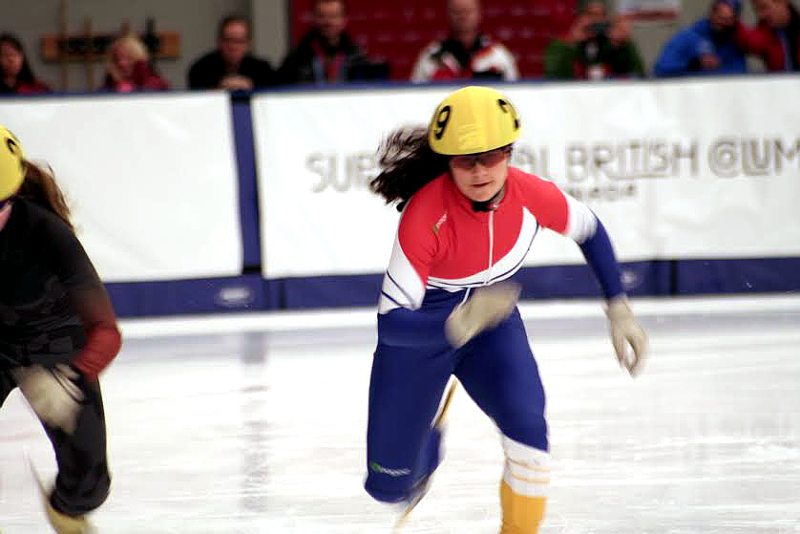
(735, 22), (770, 55)
(70, 289), (122, 381)
(395, 182), (444, 286)
(515, 170), (570, 233)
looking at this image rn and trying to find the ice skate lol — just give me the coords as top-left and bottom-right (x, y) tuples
(394, 382), (458, 530)
(394, 468), (435, 531)
(29, 459), (91, 534)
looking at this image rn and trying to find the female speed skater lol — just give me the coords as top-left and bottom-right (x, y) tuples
(363, 86), (648, 533)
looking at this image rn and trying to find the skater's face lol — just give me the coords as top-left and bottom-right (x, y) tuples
(448, 146), (511, 203)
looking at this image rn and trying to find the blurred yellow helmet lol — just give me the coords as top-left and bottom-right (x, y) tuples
(428, 86), (521, 156)
(0, 126), (25, 201)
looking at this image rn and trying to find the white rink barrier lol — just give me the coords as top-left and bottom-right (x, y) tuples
(0, 92), (242, 283)
(252, 76), (800, 280)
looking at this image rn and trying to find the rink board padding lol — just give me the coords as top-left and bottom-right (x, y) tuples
(2, 80), (799, 317)
(104, 259), (798, 316)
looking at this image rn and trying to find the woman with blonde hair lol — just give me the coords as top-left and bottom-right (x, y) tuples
(101, 34), (169, 92)
(0, 126), (121, 533)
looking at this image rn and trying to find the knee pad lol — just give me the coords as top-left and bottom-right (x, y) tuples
(501, 435), (550, 499)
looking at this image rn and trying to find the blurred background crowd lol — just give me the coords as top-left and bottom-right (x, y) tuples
(1, 0), (798, 95)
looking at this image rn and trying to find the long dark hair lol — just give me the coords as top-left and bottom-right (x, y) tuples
(17, 161), (74, 232)
(370, 126), (449, 211)
(0, 34), (38, 85)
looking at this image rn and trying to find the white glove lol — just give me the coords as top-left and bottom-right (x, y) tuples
(445, 282), (521, 348)
(11, 364), (84, 434)
(605, 296), (648, 377)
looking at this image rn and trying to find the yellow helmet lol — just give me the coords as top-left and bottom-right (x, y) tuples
(428, 86), (521, 156)
(0, 126), (25, 201)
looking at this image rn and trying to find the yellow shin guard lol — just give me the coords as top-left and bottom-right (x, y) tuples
(499, 480), (546, 534)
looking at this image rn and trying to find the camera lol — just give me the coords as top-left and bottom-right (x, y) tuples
(588, 21), (610, 36)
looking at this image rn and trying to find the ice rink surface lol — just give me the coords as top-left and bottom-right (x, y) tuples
(1, 295), (799, 533)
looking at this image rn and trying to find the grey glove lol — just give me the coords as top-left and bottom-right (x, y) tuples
(605, 296), (648, 377)
(11, 364), (84, 434)
(445, 282), (521, 348)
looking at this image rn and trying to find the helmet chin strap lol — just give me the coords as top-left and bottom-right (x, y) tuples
(471, 184), (505, 212)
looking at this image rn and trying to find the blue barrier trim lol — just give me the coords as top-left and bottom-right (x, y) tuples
(106, 274), (268, 318)
(674, 257), (800, 295)
(104, 258), (800, 317)
(231, 95), (262, 270)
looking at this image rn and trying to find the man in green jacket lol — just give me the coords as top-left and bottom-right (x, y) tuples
(544, 0), (646, 80)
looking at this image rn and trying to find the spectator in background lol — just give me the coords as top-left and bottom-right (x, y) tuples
(0, 34), (50, 95)
(188, 16), (275, 90)
(544, 0), (645, 80)
(735, 0), (800, 71)
(278, 0), (380, 85)
(410, 0), (519, 82)
(100, 34), (169, 92)
(654, 0), (747, 77)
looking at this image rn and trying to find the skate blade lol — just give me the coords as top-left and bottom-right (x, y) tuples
(26, 455), (92, 534)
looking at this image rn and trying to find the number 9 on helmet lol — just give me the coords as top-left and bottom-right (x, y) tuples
(0, 125), (25, 201)
(427, 86), (522, 156)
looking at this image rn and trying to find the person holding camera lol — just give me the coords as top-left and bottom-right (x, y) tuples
(544, 0), (645, 80)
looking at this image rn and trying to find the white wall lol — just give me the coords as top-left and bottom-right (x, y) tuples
(251, 0), (290, 68)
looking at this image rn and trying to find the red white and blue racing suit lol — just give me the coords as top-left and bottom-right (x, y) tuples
(364, 167), (625, 503)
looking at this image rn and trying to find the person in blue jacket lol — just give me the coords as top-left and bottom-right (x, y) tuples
(653, 0), (747, 77)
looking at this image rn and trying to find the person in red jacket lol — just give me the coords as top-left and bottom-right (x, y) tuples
(101, 34), (170, 92)
(0, 126), (121, 533)
(0, 33), (51, 95)
(411, 0), (519, 82)
(736, 0), (800, 71)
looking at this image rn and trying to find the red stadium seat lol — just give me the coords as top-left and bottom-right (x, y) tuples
(288, 0), (576, 80)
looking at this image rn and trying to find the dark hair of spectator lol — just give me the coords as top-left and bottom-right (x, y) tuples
(217, 15), (250, 40)
(370, 126), (450, 211)
(314, 0), (348, 13)
(17, 161), (74, 231)
(576, 0), (608, 13)
(0, 33), (38, 84)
